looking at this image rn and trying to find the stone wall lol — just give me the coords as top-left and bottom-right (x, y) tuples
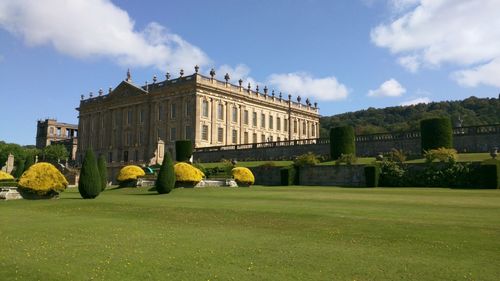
(299, 165), (366, 187)
(250, 166), (283, 186)
(193, 124), (499, 162)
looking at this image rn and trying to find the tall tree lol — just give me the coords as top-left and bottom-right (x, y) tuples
(156, 151), (175, 194)
(78, 150), (101, 199)
(41, 144), (69, 162)
(97, 155), (108, 191)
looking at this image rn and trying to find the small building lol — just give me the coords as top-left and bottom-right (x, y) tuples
(36, 119), (78, 160)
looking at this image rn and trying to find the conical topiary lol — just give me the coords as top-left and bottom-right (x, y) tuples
(12, 159), (25, 178)
(97, 155), (108, 191)
(156, 151), (175, 194)
(78, 150), (101, 199)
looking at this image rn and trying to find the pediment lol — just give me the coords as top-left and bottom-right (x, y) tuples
(108, 80), (148, 100)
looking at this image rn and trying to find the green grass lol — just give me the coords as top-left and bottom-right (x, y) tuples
(200, 160), (293, 168)
(1, 186), (500, 280)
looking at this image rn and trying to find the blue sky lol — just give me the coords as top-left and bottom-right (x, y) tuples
(0, 0), (499, 145)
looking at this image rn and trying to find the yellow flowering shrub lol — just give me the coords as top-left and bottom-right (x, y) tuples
(18, 162), (68, 195)
(117, 165), (145, 182)
(231, 167), (255, 186)
(0, 171), (14, 181)
(174, 163), (204, 184)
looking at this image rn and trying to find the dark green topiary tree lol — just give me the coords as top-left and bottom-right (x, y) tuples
(24, 155), (34, 172)
(156, 151), (175, 194)
(420, 117), (453, 153)
(330, 126), (356, 160)
(175, 140), (193, 162)
(78, 150), (101, 199)
(12, 159), (25, 178)
(97, 155), (108, 191)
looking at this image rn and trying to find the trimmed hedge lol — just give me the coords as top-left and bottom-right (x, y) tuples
(480, 159), (499, 189)
(19, 162), (68, 195)
(175, 140), (193, 162)
(364, 165), (380, 187)
(280, 166), (297, 186)
(78, 150), (101, 199)
(232, 167), (255, 187)
(156, 151), (175, 194)
(98, 155), (107, 191)
(420, 117), (452, 153)
(330, 126), (355, 160)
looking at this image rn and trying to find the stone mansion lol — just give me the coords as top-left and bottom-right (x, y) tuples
(77, 67), (320, 169)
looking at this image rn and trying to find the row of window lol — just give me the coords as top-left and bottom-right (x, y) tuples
(121, 126), (193, 146)
(111, 102), (193, 128)
(200, 125), (312, 144)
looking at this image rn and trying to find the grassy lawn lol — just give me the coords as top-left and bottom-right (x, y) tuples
(200, 160), (293, 168)
(1, 186), (499, 280)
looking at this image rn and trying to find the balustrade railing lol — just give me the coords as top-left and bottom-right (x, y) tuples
(194, 124), (500, 153)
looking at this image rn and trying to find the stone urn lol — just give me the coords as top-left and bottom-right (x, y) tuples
(490, 147), (498, 159)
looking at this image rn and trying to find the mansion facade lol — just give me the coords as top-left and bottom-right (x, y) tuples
(77, 68), (320, 171)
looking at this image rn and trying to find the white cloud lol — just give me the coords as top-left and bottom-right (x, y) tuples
(371, 0), (500, 87)
(0, 0), (210, 71)
(398, 55), (419, 72)
(216, 64), (253, 83)
(452, 58), (500, 87)
(267, 72), (348, 101)
(368, 78), (406, 97)
(400, 97), (431, 106)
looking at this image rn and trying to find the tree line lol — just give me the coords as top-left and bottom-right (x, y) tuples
(320, 96), (499, 137)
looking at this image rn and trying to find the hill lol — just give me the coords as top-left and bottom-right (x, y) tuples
(320, 96), (500, 137)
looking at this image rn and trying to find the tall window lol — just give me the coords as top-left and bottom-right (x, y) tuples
(232, 106), (237, 122)
(269, 115), (274, 129)
(312, 124), (316, 137)
(277, 117), (281, 131)
(108, 151), (113, 163)
(252, 133), (257, 143)
(284, 118), (288, 132)
(232, 129), (237, 144)
(293, 120), (297, 133)
(261, 134), (266, 142)
(217, 127), (224, 142)
(252, 112), (257, 126)
(138, 130), (143, 145)
(185, 126), (192, 140)
(49, 127), (54, 135)
(127, 132), (132, 145)
(217, 104), (224, 120)
(170, 103), (176, 119)
(202, 100), (209, 117)
(135, 150), (139, 162)
(261, 113), (266, 128)
(158, 104), (163, 121)
(202, 125), (209, 141)
(170, 127), (177, 141)
(244, 132), (249, 144)
(127, 110), (132, 125)
(244, 110), (249, 125)
(302, 121), (306, 135)
(185, 102), (191, 117)
(139, 109), (144, 124)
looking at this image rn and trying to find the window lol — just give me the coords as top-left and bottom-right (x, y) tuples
(253, 133), (257, 143)
(49, 127), (54, 135)
(261, 134), (266, 142)
(138, 130), (143, 145)
(269, 136), (273, 142)
(232, 106), (238, 122)
(170, 127), (177, 141)
(127, 110), (132, 125)
(185, 126), (192, 140)
(126, 132), (132, 145)
(217, 127), (224, 142)
(123, 151), (128, 162)
(244, 132), (249, 144)
(232, 129), (237, 144)
(284, 118), (288, 132)
(269, 115), (274, 129)
(202, 125), (209, 141)
(114, 111), (120, 127)
(277, 117), (281, 131)
(261, 113), (265, 128)
(312, 124), (316, 137)
(185, 102), (191, 117)
(157, 128), (163, 140)
(135, 150), (139, 162)
(217, 103), (224, 120)
(277, 137), (281, 141)
(170, 103), (176, 119)
(252, 112), (257, 126)
(139, 109), (144, 124)
(57, 127), (62, 136)
(108, 152), (113, 163)
(244, 110), (249, 125)
(302, 121), (306, 135)
(202, 100), (209, 117)
(293, 120), (297, 133)
(158, 104), (163, 121)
